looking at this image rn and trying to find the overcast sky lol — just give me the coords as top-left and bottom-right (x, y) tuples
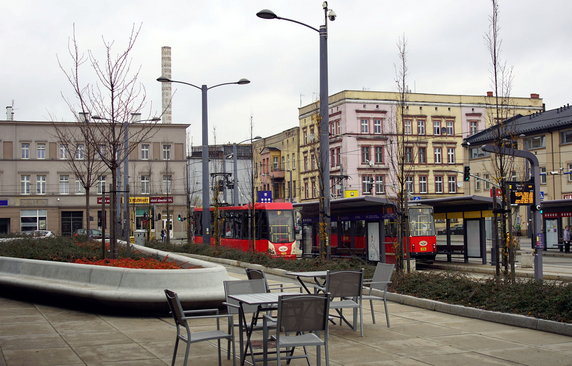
(1, 0), (571, 146)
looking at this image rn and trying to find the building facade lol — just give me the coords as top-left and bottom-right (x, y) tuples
(0, 118), (189, 239)
(298, 90), (544, 202)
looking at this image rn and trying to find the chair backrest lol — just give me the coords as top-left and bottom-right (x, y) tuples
(223, 279), (267, 314)
(276, 294), (329, 334)
(325, 269), (363, 299)
(371, 263), (394, 291)
(164, 289), (187, 328)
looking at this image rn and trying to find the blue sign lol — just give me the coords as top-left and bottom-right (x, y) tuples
(540, 191), (545, 201)
(0, 200), (7, 206)
(412, 196), (421, 201)
(257, 191), (273, 203)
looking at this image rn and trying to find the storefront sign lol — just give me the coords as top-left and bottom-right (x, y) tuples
(0, 200), (7, 206)
(129, 197), (150, 204)
(96, 197), (111, 204)
(150, 196), (173, 204)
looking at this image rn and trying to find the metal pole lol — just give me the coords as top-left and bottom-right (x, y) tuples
(289, 169), (293, 202)
(233, 143), (239, 205)
(201, 85), (211, 245)
(123, 121), (129, 243)
(319, 23), (331, 259)
(222, 146), (227, 204)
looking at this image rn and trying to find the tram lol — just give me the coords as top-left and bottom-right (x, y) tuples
(193, 202), (298, 259)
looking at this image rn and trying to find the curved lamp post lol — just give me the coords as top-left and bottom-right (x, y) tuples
(257, 2), (336, 258)
(157, 76), (250, 245)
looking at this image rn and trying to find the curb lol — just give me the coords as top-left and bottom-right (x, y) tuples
(181, 253), (572, 337)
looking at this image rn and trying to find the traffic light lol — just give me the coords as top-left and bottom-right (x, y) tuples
(463, 166), (470, 181)
(178, 214), (182, 222)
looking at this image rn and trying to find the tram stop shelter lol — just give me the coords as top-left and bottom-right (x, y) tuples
(415, 195), (497, 264)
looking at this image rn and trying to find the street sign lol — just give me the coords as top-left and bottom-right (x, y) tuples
(257, 191), (273, 203)
(540, 191), (545, 201)
(0, 200), (7, 206)
(506, 181), (535, 205)
(412, 196), (421, 201)
(489, 188), (502, 197)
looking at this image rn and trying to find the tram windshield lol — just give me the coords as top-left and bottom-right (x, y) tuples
(267, 210), (295, 243)
(409, 206), (436, 236)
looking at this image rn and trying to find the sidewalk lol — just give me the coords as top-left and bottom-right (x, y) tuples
(1, 268), (571, 365)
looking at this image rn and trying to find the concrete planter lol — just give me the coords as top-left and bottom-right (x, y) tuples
(0, 244), (232, 313)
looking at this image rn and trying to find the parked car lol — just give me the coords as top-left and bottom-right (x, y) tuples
(73, 228), (103, 239)
(18, 230), (55, 238)
(437, 224), (464, 235)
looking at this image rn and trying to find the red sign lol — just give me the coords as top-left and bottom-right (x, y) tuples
(97, 197), (111, 204)
(489, 188), (502, 197)
(150, 196), (174, 204)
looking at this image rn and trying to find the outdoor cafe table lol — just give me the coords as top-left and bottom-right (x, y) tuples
(228, 292), (300, 366)
(284, 270), (327, 294)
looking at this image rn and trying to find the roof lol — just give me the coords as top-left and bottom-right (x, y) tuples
(415, 195), (498, 213)
(465, 104), (572, 146)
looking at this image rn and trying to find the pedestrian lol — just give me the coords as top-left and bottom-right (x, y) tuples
(563, 225), (571, 253)
(161, 229), (166, 242)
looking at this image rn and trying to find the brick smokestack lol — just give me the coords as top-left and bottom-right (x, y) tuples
(161, 46), (172, 124)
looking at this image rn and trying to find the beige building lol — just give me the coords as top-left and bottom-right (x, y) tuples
(298, 90), (544, 201)
(0, 117), (189, 239)
(252, 127), (300, 202)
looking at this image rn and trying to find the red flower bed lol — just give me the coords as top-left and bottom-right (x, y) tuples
(74, 257), (182, 269)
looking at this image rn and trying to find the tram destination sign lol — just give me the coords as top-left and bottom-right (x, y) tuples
(506, 181), (535, 205)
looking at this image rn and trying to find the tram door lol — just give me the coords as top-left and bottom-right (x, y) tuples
(367, 222), (380, 261)
(545, 219), (559, 249)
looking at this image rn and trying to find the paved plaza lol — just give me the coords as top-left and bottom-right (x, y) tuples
(1, 267), (571, 366)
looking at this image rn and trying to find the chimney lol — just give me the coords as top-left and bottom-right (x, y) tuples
(530, 93), (540, 99)
(6, 106), (14, 120)
(486, 91), (493, 97)
(161, 46), (172, 124)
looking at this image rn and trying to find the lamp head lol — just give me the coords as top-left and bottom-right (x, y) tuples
(253, 136), (262, 140)
(257, 9), (278, 19)
(157, 76), (172, 83)
(237, 78), (251, 85)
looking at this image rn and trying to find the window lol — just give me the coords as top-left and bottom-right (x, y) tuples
(20, 209), (47, 232)
(374, 146), (383, 164)
(435, 176), (443, 193)
(419, 176), (427, 193)
(292, 154), (296, 169)
(141, 175), (150, 194)
(273, 157), (279, 170)
(418, 147), (426, 164)
(433, 120), (441, 135)
(330, 148), (336, 167)
(540, 167), (547, 184)
(524, 136), (545, 150)
(360, 119), (369, 133)
(445, 120), (454, 135)
(375, 175), (385, 194)
(417, 119), (426, 135)
(75, 177), (85, 194)
(448, 176), (457, 193)
(59, 144), (68, 159)
(373, 119), (382, 134)
(302, 128), (308, 145)
(470, 147), (491, 159)
(447, 147), (456, 164)
(568, 163), (572, 182)
(361, 146), (370, 164)
(75, 144), (85, 160)
(406, 176), (414, 193)
(362, 175), (374, 194)
(469, 121), (478, 135)
(561, 130), (572, 144)
(303, 154), (308, 171)
(141, 144), (150, 160)
(434, 147), (442, 164)
(310, 153), (316, 170)
(163, 175), (172, 194)
(36, 143), (46, 159)
(59, 175), (70, 194)
(36, 175), (46, 195)
(162, 144), (171, 160)
(484, 174), (491, 190)
(405, 146), (413, 163)
(98, 144), (107, 159)
(404, 119), (412, 135)
(311, 178), (317, 198)
(304, 179), (309, 199)
(21, 143), (30, 159)
(97, 175), (106, 194)
(475, 173), (481, 191)
(21, 175), (31, 195)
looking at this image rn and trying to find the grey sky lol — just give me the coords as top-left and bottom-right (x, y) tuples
(1, 0), (570, 145)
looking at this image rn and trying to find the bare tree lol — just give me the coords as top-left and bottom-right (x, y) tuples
(59, 24), (159, 258)
(485, 0), (517, 280)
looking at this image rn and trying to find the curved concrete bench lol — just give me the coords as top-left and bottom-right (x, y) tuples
(0, 244), (232, 313)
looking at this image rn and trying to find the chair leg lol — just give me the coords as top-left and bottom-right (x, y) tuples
(183, 341), (190, 366)
(359, 303), (364, 337)
(369, 299), (376, 324)
(384, 299), (390, 328)
(325, 341), (329, 366)
(171, 337), (179, 366)
(317, 345), (321, 366)
(217, 339), (222, 366)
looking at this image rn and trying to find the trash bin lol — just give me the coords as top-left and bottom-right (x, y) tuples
(135, 230), (147, 246)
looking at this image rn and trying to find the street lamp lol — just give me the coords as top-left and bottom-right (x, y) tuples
(157, 76), (250, 245)
(257, 2), (335, 258)
(231, 136), (261, 205)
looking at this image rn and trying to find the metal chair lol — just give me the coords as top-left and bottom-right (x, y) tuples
(362, 262), (394, 327)
(164, 289), (235, 366)
(264, 294), (330, 366)
(223, 279), (276, 365)
(325, 269), (364, 336)
(245, 268), (303, 293)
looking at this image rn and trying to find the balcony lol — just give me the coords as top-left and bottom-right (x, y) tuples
(269, 168), (285, 180)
